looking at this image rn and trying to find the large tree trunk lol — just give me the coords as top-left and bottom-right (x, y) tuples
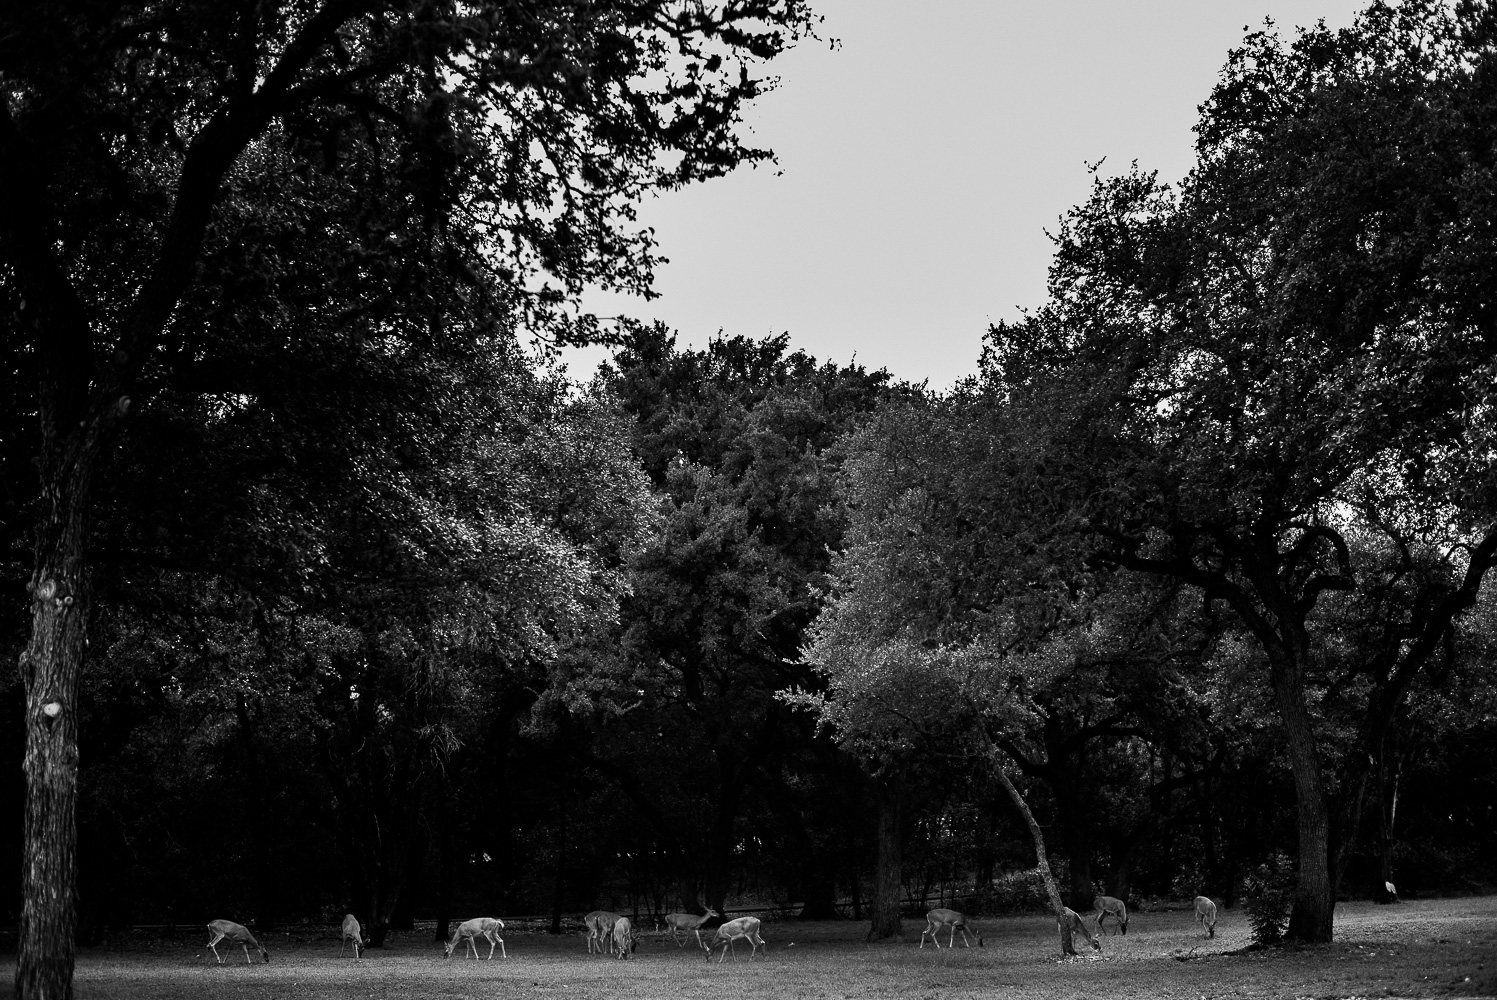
(1268, 652), (1335, 943)
(18, 448), (97, 1000)
(865, 773), (904, 941)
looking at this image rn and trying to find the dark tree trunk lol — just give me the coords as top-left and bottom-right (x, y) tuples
(435, 800), (455, 941)
(550, 796), (566, 935)
(846, 824), (863, 921)
(975, 802), (997, 888)
(18, 457), (95, 1000)
(1375, 741), (1403, 903)
(865, 773), (904, 942)
(1046, 757), (1094, 910)
(769, 772), (841, 919)
(1200, 767), (1223, 893)
(390, 826), (425, 931)
(703, 756), (747, 912)
(1104, 817), (1153, 901)
(234, 694), (276, 932)
(1269, 650), (1335, 943)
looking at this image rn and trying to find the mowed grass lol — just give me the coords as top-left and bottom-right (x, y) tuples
(12, 895), (1496, 1000)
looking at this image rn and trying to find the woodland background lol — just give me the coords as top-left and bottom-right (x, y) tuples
(3, 0), (1496, 975)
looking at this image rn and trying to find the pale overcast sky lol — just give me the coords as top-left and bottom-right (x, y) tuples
(570, 0), (1368, 389)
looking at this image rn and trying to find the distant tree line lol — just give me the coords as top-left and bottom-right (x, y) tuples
(3, 2), (1497, 995)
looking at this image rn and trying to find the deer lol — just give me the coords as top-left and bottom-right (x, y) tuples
(443, 917), (507, 959)
(610, 915), (634, 959)
(341, 914), (364, 959)
(662, 907), (720, 947)
(584, 910), (624, 955)
(206, 919), (270, 964)
(1057, 907), (1101, 956)
(701, 915), (766, 963)
(1194, 895), (1217, 938)
(1091, 895), (1128, 935)
(919, 907), (983, 949)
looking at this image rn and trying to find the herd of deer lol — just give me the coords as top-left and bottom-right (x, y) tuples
(203, 895), (1220, 966)
(919, 895), (1219, 954)
(202, 906), (766, 966)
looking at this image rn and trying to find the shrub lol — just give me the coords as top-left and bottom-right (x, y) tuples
(1242, 852), (1296, 946)
(976, 868), (1051, 914)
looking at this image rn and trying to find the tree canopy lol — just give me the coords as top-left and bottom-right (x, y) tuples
(3, 2), (1497, 990)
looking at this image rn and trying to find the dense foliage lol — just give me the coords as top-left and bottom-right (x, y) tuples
(2, 2), (1496, 989)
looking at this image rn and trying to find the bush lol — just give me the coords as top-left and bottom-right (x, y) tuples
(1242, 852), (1295, 946)
(974, 868), (1051, 914)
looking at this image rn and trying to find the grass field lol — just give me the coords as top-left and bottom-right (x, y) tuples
(8, 896), (1495, 999)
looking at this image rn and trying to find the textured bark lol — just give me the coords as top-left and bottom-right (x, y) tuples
(16, 399), (100, 999)
(865, 774), (903, 942)
(1269, 651), (1335, 944)
(19, 591), (84, 1000)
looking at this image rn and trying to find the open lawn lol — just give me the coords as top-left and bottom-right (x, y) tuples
(10, 896), (1495, 1000)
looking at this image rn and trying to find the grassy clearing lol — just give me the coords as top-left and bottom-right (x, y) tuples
(9, 896), (1495, 1000)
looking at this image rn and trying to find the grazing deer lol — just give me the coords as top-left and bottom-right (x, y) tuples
(206, 919), (270, 964)
(1092, 895), (1128, 935)
(1194, 896), (1217, 938)
(610, 915), (634, 959)
(341, 914), (364, 959)
(701, 915), (766, 963)
(1057, 907), (1101, 955)
(444, 917), (507, 959)
(584, 910), (624, 955)
(662, 907), (720, 947)
(919, 908), (983, 949)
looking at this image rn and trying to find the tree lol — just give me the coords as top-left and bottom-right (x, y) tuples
(801, 391), (1108, 953)
(565, 325), (888, 914)
(2, 2), (816, 994)
(988, 0), (1497, 942)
